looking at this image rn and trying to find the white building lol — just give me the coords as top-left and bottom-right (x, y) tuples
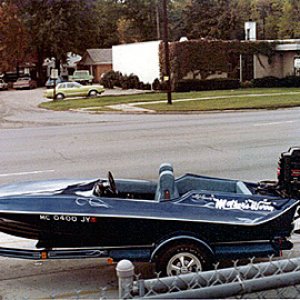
(112, 40), (161, 84)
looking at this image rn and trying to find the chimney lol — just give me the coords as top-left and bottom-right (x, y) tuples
(245, 20), (256, 41)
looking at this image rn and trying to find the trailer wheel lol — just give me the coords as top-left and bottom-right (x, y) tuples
(155, 242), (211, 276)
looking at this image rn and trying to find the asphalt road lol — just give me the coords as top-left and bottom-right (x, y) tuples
(1, 88), (300, 298)
(1, 88), (300, 184)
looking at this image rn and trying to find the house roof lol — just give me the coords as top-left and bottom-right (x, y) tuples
(79, 49), (112, 66)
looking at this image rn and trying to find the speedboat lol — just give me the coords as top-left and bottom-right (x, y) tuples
(0, 147), (299, 276)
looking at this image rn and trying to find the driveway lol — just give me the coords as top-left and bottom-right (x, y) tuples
(0, 88), (150, 128)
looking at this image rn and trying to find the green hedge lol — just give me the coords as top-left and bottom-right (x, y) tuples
(280, 76), (300, 87)
(252, 76), (300, 88)
(175, 78), (240, 92)
(159, 40), (277, 91)
(100, 70), (151, 90)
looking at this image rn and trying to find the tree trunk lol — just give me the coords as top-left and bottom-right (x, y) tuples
(55, 58), (61, 75)
(36, 47), (45, 87)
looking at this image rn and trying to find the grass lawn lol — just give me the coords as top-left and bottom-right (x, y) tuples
(39, 92), (166, 111)
(39, 88), (300, 112)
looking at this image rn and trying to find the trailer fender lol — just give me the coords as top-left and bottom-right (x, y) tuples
(150, 234), (214, 262)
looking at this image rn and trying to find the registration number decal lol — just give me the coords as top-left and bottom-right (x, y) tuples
(40, 214), (97, 223)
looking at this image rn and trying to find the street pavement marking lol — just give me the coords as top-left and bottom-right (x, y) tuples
(0, 170), (55, 177)
(253, 120), (297, 127)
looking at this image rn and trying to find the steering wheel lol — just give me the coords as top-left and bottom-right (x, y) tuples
(108, 171), (118, 195)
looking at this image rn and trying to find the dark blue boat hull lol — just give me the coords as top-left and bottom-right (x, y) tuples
(0, 176), (298, 252)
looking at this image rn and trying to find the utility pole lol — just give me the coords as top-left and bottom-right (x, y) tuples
(156, 0), (160, 40)
(162, 0), (172, 104)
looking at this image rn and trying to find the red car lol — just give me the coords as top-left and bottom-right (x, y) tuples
(13, 77), (37, 89)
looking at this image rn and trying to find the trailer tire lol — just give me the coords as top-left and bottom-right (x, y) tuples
(155, 242), (211, 276)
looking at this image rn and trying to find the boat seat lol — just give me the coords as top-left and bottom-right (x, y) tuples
(176, 175), (252, 196)
(159, 163), (174, 174)
(155, 170), (179, 201)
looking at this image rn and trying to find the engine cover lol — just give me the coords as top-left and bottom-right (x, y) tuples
(278, 147), (300, 198)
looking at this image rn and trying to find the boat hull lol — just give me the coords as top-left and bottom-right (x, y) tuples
(0, 175), (298, 250)
(0, 203), (296, 249)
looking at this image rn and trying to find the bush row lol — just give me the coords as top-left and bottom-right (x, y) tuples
(168, 76), (300, 92)
(100, 71), (151, 90)
(251, 76), (300, 88)
(175, 78), (241, 92)
(100, 71), (300, 92)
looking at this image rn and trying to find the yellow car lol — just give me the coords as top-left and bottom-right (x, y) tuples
(44, 82), (105, 100)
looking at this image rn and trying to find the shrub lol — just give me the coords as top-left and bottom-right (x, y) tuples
(175, 78), (240, 92)
(100, 70), (122, 88)
(240, 80), (252, 88)
(280, 76), (300, 87)
(159, 81), (169, 91)
(100, 70), (150, 90)
(120, 74), (129, 89)
(152, 78), (161, 90)
(142, 83), (151, 90)
(127, 74), (140, 89)
(251, 76), (282, 88)
(251, 76), (300, 88)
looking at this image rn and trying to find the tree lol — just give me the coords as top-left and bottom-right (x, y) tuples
(116, 0), (158, 43)
(212, 0), (243, 40)
(250, 0), (282, 39)
(278, 0), (300, 39)
(94, 0), (121, 47)
(227, 0), (253, 40)
(12, 0), (101, 83)
(0, 1), (30, 73)
(264, 0), (282, 39)
(180, 0), (218, 39)
(4, 0), (300, 81)
(168, 0), (192, 41)
(117, 17), (140, 43)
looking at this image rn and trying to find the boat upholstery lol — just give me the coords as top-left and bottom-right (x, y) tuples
(114, 164), (251, 201)
(176, 174), (252, 196)
(116, 179), (157, 199)
(159, 163), (174, 174)
(155, 170), (180, 201)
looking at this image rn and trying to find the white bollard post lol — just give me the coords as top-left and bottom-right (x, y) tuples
(116, 259), (135, 299)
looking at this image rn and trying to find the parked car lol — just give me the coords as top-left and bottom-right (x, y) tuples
(43, 81), (105, 100)
(45, 76), (65, 89)
(0, 79), (8, 90)
(13, 77), (37, 89)
(69, 70), (94, 85)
